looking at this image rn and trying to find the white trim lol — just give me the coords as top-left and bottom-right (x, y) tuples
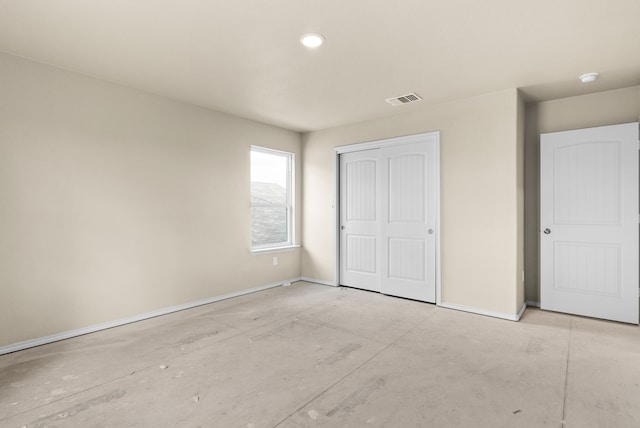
(434, 133), (442, 305)
(333, 131), (441, 297)
(0, 277), (301, 356)
(250, 244), (300, 255)
(438, 301), (525, 322)
(526, 300), (541, 308)
(300, 277), (338, 287)
(250, 145), (294, 157)
(333, 152), (340, 286)
(250, 146), (295, 251)
(517, 301), (528, 320)
(335, 131), (439, 154)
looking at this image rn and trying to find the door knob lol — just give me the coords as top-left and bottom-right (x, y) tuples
(428, 229), (434, 235)
(341, 226), (345, 230)
(543, 228), (551, 234)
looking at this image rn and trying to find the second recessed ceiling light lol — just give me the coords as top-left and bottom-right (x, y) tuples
(300, 33), (325, 48)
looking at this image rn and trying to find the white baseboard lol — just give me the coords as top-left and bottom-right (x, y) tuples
(517, 301), (528, 320)
(300, 277), (337, 287)
(0, 277), (301, 356)
(438, 301), (525, 322)
(526, 300), (541, 308)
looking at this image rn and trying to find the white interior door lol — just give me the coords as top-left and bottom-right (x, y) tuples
(381, 142), (437, 302)
(540, 122), (639, 324)
(339, 149), (381, 292)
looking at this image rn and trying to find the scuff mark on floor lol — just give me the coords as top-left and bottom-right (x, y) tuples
(177, 330), (220, 346)
(525, 337), (544, 354)
(323, 343), (362, 365)
(31, 389), (126, 428)
(62, 374), (79, 381)
(326, 377), (385, 417)
(249, 321), (298, 342)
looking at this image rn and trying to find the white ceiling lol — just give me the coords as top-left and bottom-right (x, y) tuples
(1, 0), (639, 132)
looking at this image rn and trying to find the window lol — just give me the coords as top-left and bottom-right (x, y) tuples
(250, 147), (294, 250)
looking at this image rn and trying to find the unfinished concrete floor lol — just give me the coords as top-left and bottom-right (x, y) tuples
(1, 281), (639, 428)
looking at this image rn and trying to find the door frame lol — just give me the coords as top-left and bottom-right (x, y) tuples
(333, 131), (441, 304)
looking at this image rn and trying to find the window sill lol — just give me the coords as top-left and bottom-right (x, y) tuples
(251, 245), (300, 255)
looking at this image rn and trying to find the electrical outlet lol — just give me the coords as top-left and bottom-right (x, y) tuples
(273, 256), (278, 266)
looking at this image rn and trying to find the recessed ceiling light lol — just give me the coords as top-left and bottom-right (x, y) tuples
(300, 33), (325, 48)
(579, 72), (599, 83)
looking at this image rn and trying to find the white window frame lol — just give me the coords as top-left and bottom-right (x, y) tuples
(250, 146), (295, 253)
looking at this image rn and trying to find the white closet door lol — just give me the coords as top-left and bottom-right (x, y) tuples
(540, 122), (639, 324)
(380, 142), (437, 303)
(339, 149), (381, 292)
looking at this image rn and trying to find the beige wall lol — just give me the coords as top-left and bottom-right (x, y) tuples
(12, 53), (631, 347)
(524, 86), (640, 303)
(302, 89), (524, 316)
(0, 53), (302, 347)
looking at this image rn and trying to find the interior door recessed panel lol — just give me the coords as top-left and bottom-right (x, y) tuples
(388, 237), (425, 281)
(346, 160), (377, 221)
(388, 154), (426, 223)
(553, 141), (621, 225)
(345, 235), (377, 274)
(553, 242), (621, 297)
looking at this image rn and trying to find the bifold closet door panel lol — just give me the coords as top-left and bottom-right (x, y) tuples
(380, 142), (436, 303)
(339, 149), (381, 292)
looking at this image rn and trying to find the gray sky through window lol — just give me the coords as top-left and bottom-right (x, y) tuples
(251, 150), (287, 188)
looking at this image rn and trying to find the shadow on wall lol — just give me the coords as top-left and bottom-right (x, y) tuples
(524, 103), (541, 304)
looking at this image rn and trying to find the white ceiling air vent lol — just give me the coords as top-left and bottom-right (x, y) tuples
(385, 92), (422, 107)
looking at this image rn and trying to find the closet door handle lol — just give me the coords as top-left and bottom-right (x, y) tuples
(428, 229), (434, 235)
(544, 228), (551, 234)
